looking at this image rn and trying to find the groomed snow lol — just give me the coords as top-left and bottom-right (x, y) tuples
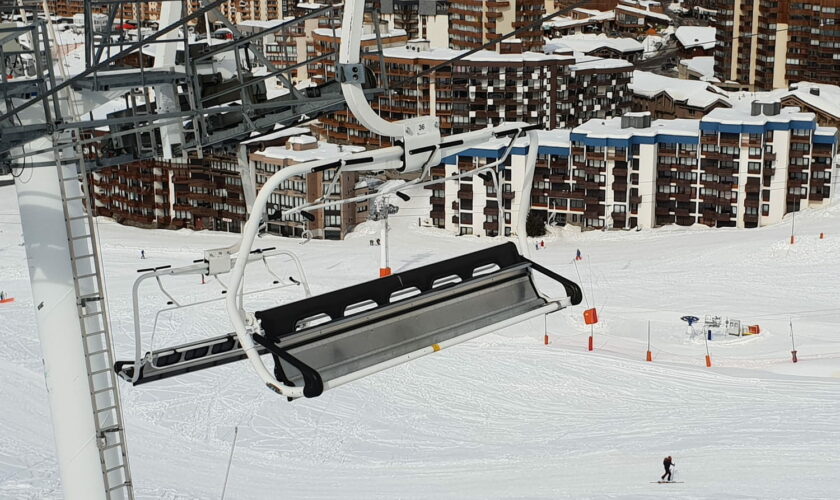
(1, 183), (840, 498)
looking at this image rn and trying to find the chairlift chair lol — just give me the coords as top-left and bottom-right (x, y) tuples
(117, 241), (581, 397)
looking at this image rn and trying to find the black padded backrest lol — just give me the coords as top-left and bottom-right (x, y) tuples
(255, 242), (523, 339)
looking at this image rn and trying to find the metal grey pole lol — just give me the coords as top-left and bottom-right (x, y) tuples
(221, 426), (239, 500)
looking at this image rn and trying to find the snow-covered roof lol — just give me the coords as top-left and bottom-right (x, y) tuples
(680, 56), (716, 81)
(777, 83), (840, 120)
(570, 55), (634, 72)
(704, 105), (816, 127)
(237, 19), (294, 29)
(296, 2), (326, 9)
(616, 4), (672, 23)
(574, 7), (604, 16)
(574, 115), (700, 139)
(287, 135), (318, 145)
(630, 70), (730, 108)
(543, 10), (615, 29)
(536, 129), (572, 148)
(546, 34), (644, 55)
(728, 82), (840, 120)
(674, 26), (716, 50)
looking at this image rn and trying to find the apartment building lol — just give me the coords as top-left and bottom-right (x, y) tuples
(712, 0), (840, 91)
(430, 104), (838, 235)
(614, 2), (671, 32)
(553, 0), (620, 10)
(448, 0), (545, 53)
(91, 155), (249, 233)
(427, 131), (571, 236)
(313, 40), (633, 146)
(49, 0), (133, 18)
(250, 135), (366, 239)
(307, 25), (410, 86)
(380, 0), (449, 45)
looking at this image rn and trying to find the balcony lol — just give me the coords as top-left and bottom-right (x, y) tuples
(457, 188), (473, 200)
(483, 221), (499, 231)
(191, 207), (218, 218)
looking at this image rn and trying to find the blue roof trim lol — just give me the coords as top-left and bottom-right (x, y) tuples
(510, 146), (530, 156)
(539, 146), (570, 156)
(718, 123), (742, 134)
(765, 121), (788, 131)
(631, 135), (656, 145)
(443, 155), (457, 164)
(607, 138), (631, 148)
(701, 118), (818, 134)
(655, 134), (699, 145)
(699, 121), (717, 132)
(813, 134), (837, 145)
(741, 124), (765, 135)
(791, 120), (817, 131)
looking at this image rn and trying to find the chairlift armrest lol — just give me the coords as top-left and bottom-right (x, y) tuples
(523, 258), (583, 306)
(252, 333), (324, 398)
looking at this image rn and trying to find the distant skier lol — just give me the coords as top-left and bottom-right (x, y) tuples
(140, 249), (146, 259)
(575, 249), (582, 261)
(661, 456), (675, 482)
(0, 291), (5, 301)
(540, 240), (545, 249)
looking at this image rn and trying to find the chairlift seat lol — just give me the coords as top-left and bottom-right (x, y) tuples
(115, 243), (581, 397)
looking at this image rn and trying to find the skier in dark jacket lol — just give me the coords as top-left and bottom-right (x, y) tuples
(661, 456), (674, 481)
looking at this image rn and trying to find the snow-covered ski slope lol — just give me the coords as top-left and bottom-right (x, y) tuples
(1, 183), (839, 499)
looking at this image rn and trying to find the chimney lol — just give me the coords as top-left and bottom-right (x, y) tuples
(621, 112), (652, 129)
(407, 39), (431, 52)
(751, 100), (781, 117)
(810, 87), (821, 96)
